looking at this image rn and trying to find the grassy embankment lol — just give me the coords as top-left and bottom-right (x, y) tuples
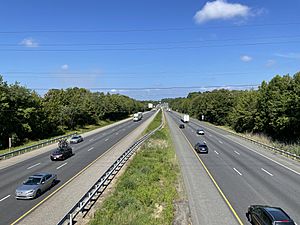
(89, 110), (180, 225)
(0, 120), (114, 155)
(218, 125), (300, 157)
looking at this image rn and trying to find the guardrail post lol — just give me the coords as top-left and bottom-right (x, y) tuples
(69, 213), (73, 225)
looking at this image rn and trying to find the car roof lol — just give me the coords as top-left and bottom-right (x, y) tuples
(31, 172), (50, 177)
(264, 207), (291, 221)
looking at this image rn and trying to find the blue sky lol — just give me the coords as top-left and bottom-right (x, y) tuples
(0, 0), (299, 100)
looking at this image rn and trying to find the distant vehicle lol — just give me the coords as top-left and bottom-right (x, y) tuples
(196, 128), (204, 135)
(133, 112), (143, 122)
(50, 147), (73, 161)
(148, 103), (153, 109)
(194, 141), (208, 154)
(179, 124), (185, 129)
(15, 173), (57, 199)
(246, 205), (296, 225)
(69, 135), (84, 144)
(181, 114), (189, 123)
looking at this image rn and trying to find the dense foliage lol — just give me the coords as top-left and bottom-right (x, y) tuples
(0, 76), (144, 149)
(164, 72), (300, 143)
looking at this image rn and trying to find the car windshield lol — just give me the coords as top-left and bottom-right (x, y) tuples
(24, 177), (42, 185)
(71, 136), (79, 139)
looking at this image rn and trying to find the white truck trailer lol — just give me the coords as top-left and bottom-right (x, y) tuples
(182, 114), (189, 123)
(133, 112), (143, 122)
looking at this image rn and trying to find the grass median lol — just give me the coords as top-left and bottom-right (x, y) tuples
(89, 111), (180, 225)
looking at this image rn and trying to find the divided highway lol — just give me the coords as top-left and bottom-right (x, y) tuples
(0, 111), (155, 225)
(167, 111), (300, 224)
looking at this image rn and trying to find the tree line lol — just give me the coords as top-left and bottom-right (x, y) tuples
(164, 72), (300, 143)
(0, 76), (145, 149)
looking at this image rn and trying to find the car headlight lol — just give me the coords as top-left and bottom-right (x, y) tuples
(27, 190), (35, 194)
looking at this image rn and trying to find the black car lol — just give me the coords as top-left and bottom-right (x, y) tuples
(246, 205), (296, 225)
(179, 124), (185, 129)
(194, 141), (208, 154)
(50, 147), (73, 161)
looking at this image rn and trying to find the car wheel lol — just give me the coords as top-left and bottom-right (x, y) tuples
(51, 180), (56, 187)
(36, 189), (42, 198)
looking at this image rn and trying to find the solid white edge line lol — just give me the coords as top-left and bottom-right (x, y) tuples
(27, 163), (41, 170)
(56, 162), (68, 170)
(261, 168), (274, 176)
(0, 195), (11, 202)
(234, 151), (240, 155)
(88, 147), (94, 152)
(233, 168), (242, 176)
(202, 125), (300, 176)
(214, 150), (219, 155)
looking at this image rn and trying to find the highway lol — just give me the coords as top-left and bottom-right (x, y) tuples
(166, 111), (300, 224)
(0, 111), (155, 225)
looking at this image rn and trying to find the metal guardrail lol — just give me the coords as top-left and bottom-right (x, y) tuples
(0, 133), (77, 160)
(172, 111), (299, 160)
(189, 119), (300, 161)
(57, 122), (163, 225)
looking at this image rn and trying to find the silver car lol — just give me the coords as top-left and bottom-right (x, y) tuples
(69, 135), (84, 144)
(15, 173), (57, 199)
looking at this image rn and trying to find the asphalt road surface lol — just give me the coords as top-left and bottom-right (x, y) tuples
(167, 111), (300, 224)
(0, 111), (155, 225)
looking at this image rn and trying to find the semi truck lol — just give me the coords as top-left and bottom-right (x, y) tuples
(182, 114), (189, 123)
(133, 112), (143, 122)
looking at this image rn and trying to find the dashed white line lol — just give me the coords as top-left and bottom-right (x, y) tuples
(105, 138), (109, 142)
(218, 140), (223, 144)
(209, 134), (212, 137)
(115, 132), (119, 135)
(27, 163), (41, 170)
(88, 147), (94, 152)
(261, 168), (273, 176)
(56, 163), (68, 170)
(112, 129), (115, 131)
(234, 151), (240, 155)
(214, 150), (219, 155)
(0, 195), (10, 202)
(122, 128), (126, 131)
(89, 138), (94, 142)
(233, 168), (242, 176)
(201, 125), (300, 176)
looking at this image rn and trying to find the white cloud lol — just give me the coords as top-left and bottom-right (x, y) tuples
(110, 89), (118, 93)
(19, 38), (39, 47)
(61, 64), (69, 70)
(241, 55), (252, 62)
(266, 59), (276, 67)
(194, 0), (250, 24)
(275, 53), (300, 60)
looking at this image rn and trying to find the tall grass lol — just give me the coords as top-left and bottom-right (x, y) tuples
(89, 112), (179, 225)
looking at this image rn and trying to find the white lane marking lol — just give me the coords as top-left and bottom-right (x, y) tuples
(218, 140), (223, 144)
(88, 147), (94, 152)
(105, 138), (109, 142)
(234, 151), (240, 155)
(233, 168), (242, 176)
(102, 133), (105, 136)
(122, 128), (125, 131)
(0, 195), (10, 202)
(112, 129), (115, 131)
(115, 132), (119, 135)
(214, 150), (219, 155)
(27, 163), (41, 170)
(202, 125), (300, 176)
(261, 168), (273, 176)
(89, 138), (94, 142)
(56, 163), (68, 170)
(209, 134), (212, 137)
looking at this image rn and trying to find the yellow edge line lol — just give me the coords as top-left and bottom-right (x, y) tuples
(11, 114), (153, 225)
(177, 122), (244, 225)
